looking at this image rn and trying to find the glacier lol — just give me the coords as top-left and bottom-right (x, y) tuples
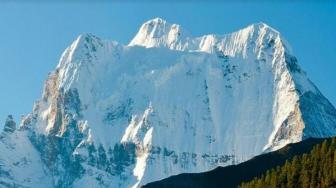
(0, 18), (335, 188)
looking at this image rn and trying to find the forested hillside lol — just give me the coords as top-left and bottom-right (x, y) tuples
(240, 138), (336, 188)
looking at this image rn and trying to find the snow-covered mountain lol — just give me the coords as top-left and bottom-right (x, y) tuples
(1, 18), (335, 188)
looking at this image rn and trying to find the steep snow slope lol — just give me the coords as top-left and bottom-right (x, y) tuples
(1, 18), (335, 188)
(0, 117), (52, 187)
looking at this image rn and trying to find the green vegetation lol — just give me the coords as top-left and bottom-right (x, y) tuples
(240, 138), (336, 188)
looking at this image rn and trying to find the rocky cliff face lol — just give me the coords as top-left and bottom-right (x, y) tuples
(3, 115), (16, 133)
(0, 18), (335, 188)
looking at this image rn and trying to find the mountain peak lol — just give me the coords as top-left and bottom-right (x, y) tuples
(147, 17), (167, 25)
(129, 18), (191, 49)
(250, 22), (271, 28)
(73, 33), (103, 53)
(4, 19), (335, 188)
(57, 32), (105, 69)
(242, 22), (274, 32)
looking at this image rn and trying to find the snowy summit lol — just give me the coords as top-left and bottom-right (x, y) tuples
(1, 18), (336, 188)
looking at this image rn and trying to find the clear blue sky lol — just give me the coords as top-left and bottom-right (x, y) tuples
(0, 1), (335, 127)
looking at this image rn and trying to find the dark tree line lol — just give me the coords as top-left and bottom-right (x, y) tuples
(240, 137), (336, 188)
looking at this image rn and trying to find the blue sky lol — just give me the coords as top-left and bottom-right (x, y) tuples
(0, 1), (335, 126)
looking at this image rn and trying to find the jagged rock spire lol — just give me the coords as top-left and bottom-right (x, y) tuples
(3, 115), (16, 133)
